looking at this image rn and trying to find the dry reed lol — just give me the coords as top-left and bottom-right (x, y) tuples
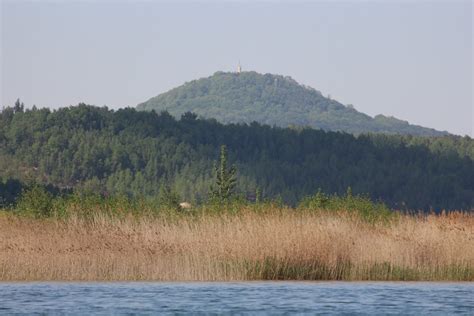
(0, 208), (473, 281)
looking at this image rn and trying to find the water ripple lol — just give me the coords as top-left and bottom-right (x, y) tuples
(0, 282), (473, 315)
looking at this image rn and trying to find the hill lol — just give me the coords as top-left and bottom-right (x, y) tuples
(137, 71), (447, 136)
(1, 104), (472, 210)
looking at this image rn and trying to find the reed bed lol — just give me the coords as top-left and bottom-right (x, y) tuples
(0, 208), (473, 281)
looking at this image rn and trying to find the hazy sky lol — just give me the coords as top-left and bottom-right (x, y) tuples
(1, 0), (472, 136)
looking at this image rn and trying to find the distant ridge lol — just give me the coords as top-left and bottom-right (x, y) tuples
(137, 71), (448, 136)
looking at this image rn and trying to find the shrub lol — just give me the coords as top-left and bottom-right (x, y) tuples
(158, 185), (181, 212)
(16, 185), (54, 218)
(300, 187), (395, 223)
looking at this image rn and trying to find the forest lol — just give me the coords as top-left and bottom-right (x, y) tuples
(137, 71), (447, 136)
(0, 102), (473, 211)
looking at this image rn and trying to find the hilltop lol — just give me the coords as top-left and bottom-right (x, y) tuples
(137, 71), (447, 136)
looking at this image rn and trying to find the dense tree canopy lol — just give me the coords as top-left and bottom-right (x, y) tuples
(137, 71), (448, 136)
(1, 104), (473, 210)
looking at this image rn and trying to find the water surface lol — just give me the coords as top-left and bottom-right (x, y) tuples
(1, 282), (473, 314)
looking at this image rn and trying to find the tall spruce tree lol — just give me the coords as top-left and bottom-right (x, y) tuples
(209, 145), (237, 202)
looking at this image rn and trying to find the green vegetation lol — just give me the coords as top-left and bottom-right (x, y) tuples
(5, 183), (397, 222)
(209, 145), (237, 202)
(1, 103), (473, 211)
(299, 188), (394, 223)
(137, 71), (448, 136)
(16, 184), (55, 218)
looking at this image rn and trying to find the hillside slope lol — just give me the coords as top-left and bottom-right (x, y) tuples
(1, 105), (472, 210)
(137, 71), (447, 136)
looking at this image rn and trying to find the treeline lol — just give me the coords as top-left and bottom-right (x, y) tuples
(1, 102), (473, 210)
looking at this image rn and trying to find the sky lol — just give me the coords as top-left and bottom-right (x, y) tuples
(1, 0), (472, 136)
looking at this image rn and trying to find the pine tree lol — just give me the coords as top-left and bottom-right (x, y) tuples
(13, 99), (24, 113)
(210, 145), (237, 202)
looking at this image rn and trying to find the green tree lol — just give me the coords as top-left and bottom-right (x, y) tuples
(210, 145), (237, 202)
(1, 104), (473, 211)
(17, 184), (54, 217)
(13, 98), (24, 113)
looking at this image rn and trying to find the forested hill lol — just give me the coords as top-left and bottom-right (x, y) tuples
(1, 104), (473, 211)
(137, 71), (447, 136)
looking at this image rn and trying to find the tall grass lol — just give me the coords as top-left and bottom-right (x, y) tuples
(0, 204), (472, 281)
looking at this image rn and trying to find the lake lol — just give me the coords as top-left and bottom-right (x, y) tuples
(1, 282), (473, 314)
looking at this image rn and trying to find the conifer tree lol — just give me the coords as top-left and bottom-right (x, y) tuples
(13, 99), (24, 113)
(210, 145), (237, 202)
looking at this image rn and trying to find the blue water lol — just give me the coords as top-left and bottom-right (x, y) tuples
(0, 282), (473, 315)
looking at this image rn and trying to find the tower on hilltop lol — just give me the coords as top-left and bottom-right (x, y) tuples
(237, 62), (242, 74)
